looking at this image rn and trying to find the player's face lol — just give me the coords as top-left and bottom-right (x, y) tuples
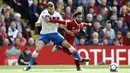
(76, 15), (82, 23)
(48, 6), (55, 15)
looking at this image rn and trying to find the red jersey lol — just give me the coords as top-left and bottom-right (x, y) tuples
(123, 36), (130, 45)
(0, 33), (7, 40)
(50, 19), (91, 45)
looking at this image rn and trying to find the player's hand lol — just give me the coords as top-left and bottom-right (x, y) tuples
(66, 30), (74, 36)
(35, 22), (41, 27)
(35, 13), (39, 17)
(88, 23), (92, 26)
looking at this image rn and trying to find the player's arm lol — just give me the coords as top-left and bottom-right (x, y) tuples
(52, 19), (74, 36)
(35, 11), (45, 27)
(60, 25), (74, 36)
(82, 23), (92, 27)
(35, 16), (42, 27)
(49, 19), (67, 25)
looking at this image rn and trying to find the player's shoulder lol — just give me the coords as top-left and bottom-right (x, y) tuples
(54, 11), (61, 16)
(54, 11), (60, 14)
(41, 9), (48, 14)
(65, 20), (73, 25)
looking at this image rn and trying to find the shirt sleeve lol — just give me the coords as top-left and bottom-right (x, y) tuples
(49, 19), (66, 25)
(40, 11), (46, 18)
(81, 23), (91, 27)
(37, 11), (45, 23)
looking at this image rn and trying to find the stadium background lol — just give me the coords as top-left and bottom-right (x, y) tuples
(0, 0), (130, 73)
(0, 46), (130, 65)
(0, 0), (130, 67)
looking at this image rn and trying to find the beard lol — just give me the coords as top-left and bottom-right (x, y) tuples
(76, 19), (82, 24)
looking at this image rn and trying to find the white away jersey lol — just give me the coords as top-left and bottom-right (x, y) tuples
(39, 9), (63, 34)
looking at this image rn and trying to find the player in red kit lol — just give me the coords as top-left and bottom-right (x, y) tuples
(47, 11), (91, 71)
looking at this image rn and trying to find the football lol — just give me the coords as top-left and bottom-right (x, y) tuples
(109, 63), (119, 72)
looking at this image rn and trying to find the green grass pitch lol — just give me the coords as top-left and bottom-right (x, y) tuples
(0, 65), (129, 73)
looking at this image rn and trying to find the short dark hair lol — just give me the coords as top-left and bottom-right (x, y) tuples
(73, 11), (82, 17)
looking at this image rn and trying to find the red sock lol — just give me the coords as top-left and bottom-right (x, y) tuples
(74, 59), (80, 70)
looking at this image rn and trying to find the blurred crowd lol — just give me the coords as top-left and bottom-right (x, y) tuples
(0, 0), (130, 46)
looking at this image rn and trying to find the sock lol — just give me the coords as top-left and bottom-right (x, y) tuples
(73, 51), (82, 61)
(29, 50), (39, 66)
(68, 46), (77, 53)
(68, 46), (82, 60)
(29, 58), (35, 66)
(74, 58), (80, 70)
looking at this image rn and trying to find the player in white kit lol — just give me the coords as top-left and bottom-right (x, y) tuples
(23, 2), (90, 71)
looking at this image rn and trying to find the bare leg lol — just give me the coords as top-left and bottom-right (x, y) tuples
(23, 41), (45, 71)
(29, 41), (45, 66)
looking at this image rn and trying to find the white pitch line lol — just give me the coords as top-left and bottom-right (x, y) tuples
(32, 69), (76, 70)
(0, 69), (77, 71)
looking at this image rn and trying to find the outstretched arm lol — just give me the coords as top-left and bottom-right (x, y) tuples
(51, 19), (74, 36)
(49, 19), (68, 25)
(35, 13), (43, 27)
(81, 23), (92, 27)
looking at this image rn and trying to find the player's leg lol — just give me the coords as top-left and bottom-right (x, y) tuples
(61, 47), (86, 71)
(61, 40), (90, 62)
(23, 41), (45, 71)
(23, 34), (49, 71)
(52, 43), (88, 71)
(51, 33), (89, 62)
(74, 58), (86, 71)
(52, 37), (86, 70)
(52, 45), (61, 52)
(29, 41), (45, 66)
(74, 58), (80, 70)
(60, 47), (81, 70)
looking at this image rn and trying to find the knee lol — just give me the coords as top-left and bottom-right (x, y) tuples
(35, 41), (45, 53)
(35, 48), (41, 53)
(35, 44), (43, 53)
(36, 49), (40, 53)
